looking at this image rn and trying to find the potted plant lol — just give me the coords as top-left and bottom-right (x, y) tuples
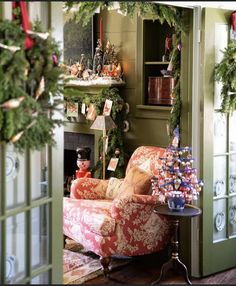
(152, 128), (204, 211)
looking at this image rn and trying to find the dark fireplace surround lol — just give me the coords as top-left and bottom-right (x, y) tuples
(64, 131), (95, 193)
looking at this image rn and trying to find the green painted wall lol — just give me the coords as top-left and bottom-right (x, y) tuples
(96, 9), (193, 154)
(0, 3), (2, 19)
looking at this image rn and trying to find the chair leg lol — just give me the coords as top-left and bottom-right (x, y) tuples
(63, 235), (67, 247)
(100, 256), (111, 277)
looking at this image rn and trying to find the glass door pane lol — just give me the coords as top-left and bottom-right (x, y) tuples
(6, 213), (26, 283)
(5, 145), (25, 210)
(31, 147), (49, 200)
(31, 205), (49, 269)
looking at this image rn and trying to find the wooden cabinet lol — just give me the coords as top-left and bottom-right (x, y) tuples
(140, 18), (175, 106)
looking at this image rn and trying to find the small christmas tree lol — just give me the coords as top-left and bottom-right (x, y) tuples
(152, 127), (204, 205)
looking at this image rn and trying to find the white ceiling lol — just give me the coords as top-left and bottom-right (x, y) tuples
(157, 1), (236, 10)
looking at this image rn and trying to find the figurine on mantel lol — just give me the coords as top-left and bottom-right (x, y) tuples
(102, 40), (121, 78)
(93, 39), (103, 76)
(76, 147), (92, 179)
(61, 38), (124, 84)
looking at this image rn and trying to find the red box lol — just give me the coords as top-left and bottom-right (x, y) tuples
(148, 77), (175, 105)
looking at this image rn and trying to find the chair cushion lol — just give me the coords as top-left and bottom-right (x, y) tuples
(105, 177), (124, 199)
(117, 166), (152, 197)
(125, 146), (166, 177)
(63, 198), (116, 236)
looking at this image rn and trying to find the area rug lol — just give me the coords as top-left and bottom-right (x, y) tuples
(63, 240), (132, 284)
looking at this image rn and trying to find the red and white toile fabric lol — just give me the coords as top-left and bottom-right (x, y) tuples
(70, 178), (108, 200)
(63, 146), (171, 258)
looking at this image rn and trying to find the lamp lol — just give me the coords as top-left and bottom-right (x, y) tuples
(90, 115), (116, 179)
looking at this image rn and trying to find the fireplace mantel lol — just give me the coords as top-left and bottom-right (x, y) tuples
(65, 78), (126, 95)
(64, 81), (125, 167)
(65, 77), (125, 87)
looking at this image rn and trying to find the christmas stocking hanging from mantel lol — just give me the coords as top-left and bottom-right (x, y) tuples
(12, 1), (34, 50)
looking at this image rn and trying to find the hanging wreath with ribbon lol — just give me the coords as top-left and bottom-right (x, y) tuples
(215, 11), (236, 114)
(0, 2), (64, 152)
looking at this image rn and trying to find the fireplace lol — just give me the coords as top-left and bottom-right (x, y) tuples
(64, 131), (95, 194)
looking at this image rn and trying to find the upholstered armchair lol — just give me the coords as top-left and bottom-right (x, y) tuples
(63, 146), (171, 276)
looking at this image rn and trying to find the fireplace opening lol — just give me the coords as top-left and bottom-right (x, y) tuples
(64, 132), (95, 194)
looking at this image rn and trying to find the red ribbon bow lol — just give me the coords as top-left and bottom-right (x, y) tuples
(12, 1), (34, 50)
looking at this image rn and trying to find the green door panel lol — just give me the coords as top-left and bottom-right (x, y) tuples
(0, 125), (63, 284)
(201, 7), (236, 276)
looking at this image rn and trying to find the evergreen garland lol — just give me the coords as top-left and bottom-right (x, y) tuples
(63, 1), (107, 27)
(64, 1), (186, 137)
(169, 31), (182, 134)
(0, 18), (64, 152)
(215, 40), (236, 114)
(64, 87), (128, 179)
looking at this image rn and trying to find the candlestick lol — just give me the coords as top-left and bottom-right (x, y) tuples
(100, 17), (103, 47)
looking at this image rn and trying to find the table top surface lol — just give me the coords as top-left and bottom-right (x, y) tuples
(154, 203), (202, 218)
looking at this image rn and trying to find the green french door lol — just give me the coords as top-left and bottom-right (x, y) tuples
(201, 7), (236, 276)
(0, 123), (63, 284)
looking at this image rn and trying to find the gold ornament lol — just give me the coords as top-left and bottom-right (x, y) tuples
(115, 148), (120, 155)
(10, 131), (24, 143)
(0, 42), (21, 53)
(10, 120), (37, 143)
(35, 77), (45, 100)
(26, 30), (49, 40)
(0, 96), (25, 110)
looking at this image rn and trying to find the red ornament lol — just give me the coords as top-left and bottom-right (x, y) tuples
(52, 54), (58, 66)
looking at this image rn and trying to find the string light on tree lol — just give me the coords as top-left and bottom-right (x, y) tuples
(152, 127), (204, 207)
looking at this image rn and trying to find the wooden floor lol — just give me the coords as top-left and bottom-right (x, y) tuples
(84, 251), (236, 285)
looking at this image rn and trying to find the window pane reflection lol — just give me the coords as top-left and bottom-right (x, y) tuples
(31, 147), (48, 200)
(230, 154), (236, 194)
(31, 272), (49, 284)
(31, 205), (49, 269)
(229, 197), (236, 237)
(5, 145), (26, 210)
(229, 111), (236, 152)
(213, 112), (227, 154)
(6, 213), (26, 283)
(213, 198), (227, 242)
(213, 156), (227, 197)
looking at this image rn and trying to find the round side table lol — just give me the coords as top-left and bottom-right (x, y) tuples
(151, 204), (202, 285)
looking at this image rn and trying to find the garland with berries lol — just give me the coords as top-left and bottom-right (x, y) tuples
(0, 18), (63, 152)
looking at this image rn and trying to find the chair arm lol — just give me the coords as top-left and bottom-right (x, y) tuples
(70, 177), (108, 200)
(110, 194), (159, 223)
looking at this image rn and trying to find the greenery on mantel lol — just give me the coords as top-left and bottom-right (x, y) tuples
(215, 40), (236, 114)
(65, 86), (128, 179)
(64, 1), (187, 137)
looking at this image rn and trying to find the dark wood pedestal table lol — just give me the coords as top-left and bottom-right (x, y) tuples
(151, 204), (202, 285)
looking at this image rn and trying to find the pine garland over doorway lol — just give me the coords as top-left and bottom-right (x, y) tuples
(63, 1), (186, 137)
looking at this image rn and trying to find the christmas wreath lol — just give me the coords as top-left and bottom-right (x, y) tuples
(215, 40), (236, 113)
(0, 4), (63, 152)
